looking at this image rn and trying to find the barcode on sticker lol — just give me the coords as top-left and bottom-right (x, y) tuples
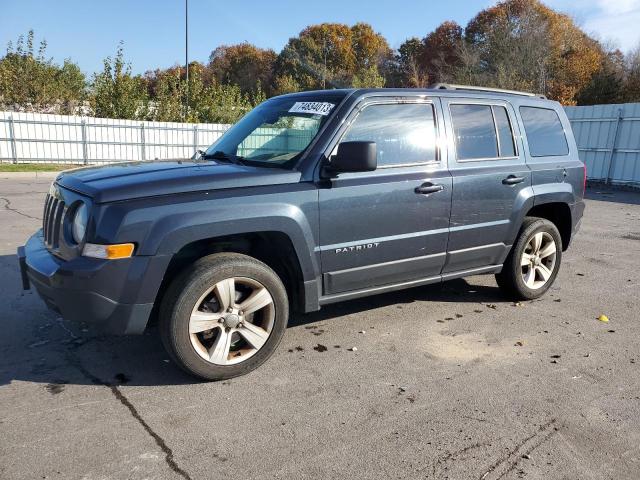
(288, 102), (335, 116)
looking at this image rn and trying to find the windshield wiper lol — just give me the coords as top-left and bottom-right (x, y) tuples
(201, 150), (247, 166)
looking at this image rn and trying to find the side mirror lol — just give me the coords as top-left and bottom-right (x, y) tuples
(328, 141), (377, 173)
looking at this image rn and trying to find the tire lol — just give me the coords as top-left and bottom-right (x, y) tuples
(495, 217), (562, 300)
(159, 252), (289, 381)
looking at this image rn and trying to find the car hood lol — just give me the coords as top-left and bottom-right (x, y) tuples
(55, 159), (303, 203)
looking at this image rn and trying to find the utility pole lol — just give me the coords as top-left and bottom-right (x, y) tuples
(322, 36), (327, 90)
(185, 0), (189, 120)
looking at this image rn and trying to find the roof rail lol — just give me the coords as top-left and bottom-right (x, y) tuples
(430, 83), (546, 99)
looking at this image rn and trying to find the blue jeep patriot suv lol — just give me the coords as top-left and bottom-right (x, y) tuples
(18, 85), (586, 380)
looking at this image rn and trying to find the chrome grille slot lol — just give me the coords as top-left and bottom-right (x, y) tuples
(42, 194), (66, 249)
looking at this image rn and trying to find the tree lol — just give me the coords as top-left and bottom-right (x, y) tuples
(0, 30), (86, 113)
(275, 22), (392, 90)
(422, 21), (463, 84)
(91, 43), (149, 119)
(394, 21), (463, 88)
(395, 38), (429, 87)
(352, 65), (385, 88)
(209, 43), (276, 96)
(623, 43), (640, 102)
(461, 0), (603, 104)
(350, 22), (394, 81)
(272, 74), (300, 95)
(577, 46), (625, 105)
(151, 68), (185, 122)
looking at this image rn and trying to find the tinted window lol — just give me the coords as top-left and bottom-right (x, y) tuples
(520, 107), (569, 157)
(341, 103), (437, 166)
(494, 106), (516, 157)
(450, 104), (498, 160)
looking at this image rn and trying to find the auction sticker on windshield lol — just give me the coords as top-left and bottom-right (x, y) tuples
(289, 102), (335, 116)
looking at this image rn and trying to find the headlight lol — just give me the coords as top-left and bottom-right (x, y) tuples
(71, 203), (88, 243)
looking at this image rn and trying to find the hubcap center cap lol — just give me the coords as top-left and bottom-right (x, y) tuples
(224, 313), (241, 328)
(533, 256), (541, 266)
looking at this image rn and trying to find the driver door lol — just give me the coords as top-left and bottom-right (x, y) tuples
(318, 98), (452, 297)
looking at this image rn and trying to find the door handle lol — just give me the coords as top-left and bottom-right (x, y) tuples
(415, 183), (444, 195)
(502, 175), (525, 185)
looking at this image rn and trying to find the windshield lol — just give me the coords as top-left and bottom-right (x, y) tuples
(204, 95), (345, 169)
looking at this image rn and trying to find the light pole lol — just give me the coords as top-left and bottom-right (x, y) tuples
(185, 0), (189, 120)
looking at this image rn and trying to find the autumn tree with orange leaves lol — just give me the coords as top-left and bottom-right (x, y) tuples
(462, 0), (603, 104)
(274, 23), (393, 92)
(209, 43), (277, 96)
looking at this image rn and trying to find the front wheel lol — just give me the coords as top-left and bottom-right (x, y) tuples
(496, 217), (562, 300)
(159, 253), (289, 381)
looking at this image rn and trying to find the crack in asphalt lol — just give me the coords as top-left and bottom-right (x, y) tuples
(65, 353), (193, 480)
(0, 197), (41, 221)
(479, 419), (559, 480)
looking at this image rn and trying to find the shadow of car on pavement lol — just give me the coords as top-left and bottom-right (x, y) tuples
(0, 252), (509, 388)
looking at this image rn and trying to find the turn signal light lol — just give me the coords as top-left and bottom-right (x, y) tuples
(83, 243), (135, 259)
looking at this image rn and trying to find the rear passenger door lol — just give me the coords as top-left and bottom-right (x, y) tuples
(442, 98), (531, 274)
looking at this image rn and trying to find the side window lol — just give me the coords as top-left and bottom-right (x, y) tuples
(520, 106), (569, 157)
(340, 103), (437, 167)
(493, 106), (516, 157)
(451, 104), (497, 160)
(450, 104), (517, 160)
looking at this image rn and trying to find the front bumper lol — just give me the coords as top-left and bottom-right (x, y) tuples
(18, 230), (170, 335)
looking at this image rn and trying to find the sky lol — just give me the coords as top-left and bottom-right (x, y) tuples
(1, 0), (639, 76)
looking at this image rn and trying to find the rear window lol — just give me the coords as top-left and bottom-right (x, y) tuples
(520, 107), (569, 157)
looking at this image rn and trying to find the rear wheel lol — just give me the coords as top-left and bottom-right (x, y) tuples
(496, 217), (562, 300)
(159, 253), (288, 381)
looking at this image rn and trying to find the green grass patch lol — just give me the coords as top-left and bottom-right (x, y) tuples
(0, 163), (80, 172)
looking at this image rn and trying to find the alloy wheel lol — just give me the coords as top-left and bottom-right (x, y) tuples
(520, 231), (557, 290)
(189, 277), (275, 365)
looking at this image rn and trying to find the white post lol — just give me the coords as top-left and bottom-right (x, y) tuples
(8, 115), (18, 164)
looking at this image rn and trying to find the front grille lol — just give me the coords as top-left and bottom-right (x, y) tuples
(42, 194), (67, 249)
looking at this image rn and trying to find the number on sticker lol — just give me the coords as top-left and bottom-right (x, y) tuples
(288, 102), (335, 116)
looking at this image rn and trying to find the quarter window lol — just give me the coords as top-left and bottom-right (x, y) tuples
(494, 106), (516, 157)
(340, 103), (437, 167)
(520, 107), (569, 157)
(450, 104), (517, 160)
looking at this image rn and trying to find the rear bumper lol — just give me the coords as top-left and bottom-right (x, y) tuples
(19, 231), (170, 335)
(570, 200), (585, 241)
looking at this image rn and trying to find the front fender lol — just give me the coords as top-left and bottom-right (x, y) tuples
(153, 205), (318, 280)
(130, 189), (321, 282)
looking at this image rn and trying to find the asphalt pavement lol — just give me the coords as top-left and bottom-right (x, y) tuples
(1, 171), (639, 479)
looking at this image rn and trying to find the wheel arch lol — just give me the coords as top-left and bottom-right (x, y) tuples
(524, 202), (572, 251)
(153, 230), (311, 318)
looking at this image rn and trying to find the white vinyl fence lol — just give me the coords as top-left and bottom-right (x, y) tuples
(0, 111), (231, 164)
(566, 103), (640, 187)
